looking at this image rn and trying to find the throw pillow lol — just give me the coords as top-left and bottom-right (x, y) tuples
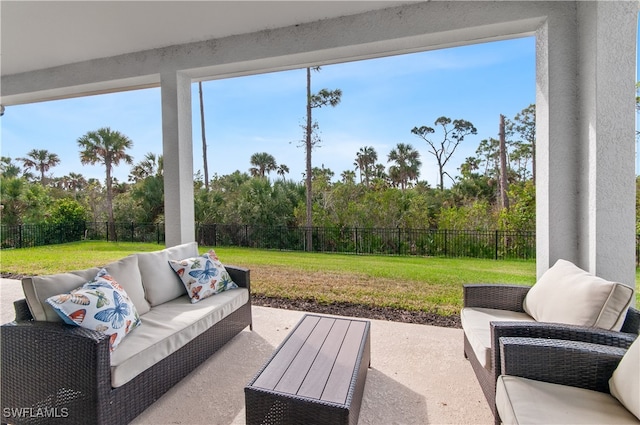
(46, 269), (142, 351)
(609, 337), (640, 420)
(522, 259), (634, 331)
(168, 249), (238, 303)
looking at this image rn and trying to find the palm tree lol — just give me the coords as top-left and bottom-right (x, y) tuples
(340, 170), (356, 184)
(354, 146), (378, 187)
(0, 156), (21, 179)
(64, 172), (88, 199)
(249, 152), (277, 177)
(387, 143), (421, 190)
(276, 164), (290, 180)
(77, 127), (133, 241)
(129, 152), (162, 183)
(18, 149), (60, 184)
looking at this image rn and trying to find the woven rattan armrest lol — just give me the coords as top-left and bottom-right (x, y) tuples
(13, 298), (34, 322)
(1, 320), (112, 420)
(2, 319), (111, 345)
(490, 321), (636, 392)
(226, 265), (251, 290)
(492, 321), (637, 351)
(620, 306), (640, 334)
(499, 336), (627, 393)
(463, 284), (531, 311)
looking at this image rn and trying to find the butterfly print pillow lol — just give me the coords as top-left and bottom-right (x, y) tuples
(46, 269), (142, 351)
(168, 249), (238, 303)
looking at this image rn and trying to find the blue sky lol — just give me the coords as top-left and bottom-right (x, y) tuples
(0, 34), (624, 187)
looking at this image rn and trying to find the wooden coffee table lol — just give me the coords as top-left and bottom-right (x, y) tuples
(245, 314), (371, 425)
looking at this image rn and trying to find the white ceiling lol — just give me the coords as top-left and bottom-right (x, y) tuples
(1, 1), (414, 76)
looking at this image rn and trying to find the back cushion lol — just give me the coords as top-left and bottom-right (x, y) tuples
(102, 254), (150, 315)
(523, 259), (633, 331)
(137, 242), (198, 306)
(609, 338), (640, 420)
(22, 267), (100, 322)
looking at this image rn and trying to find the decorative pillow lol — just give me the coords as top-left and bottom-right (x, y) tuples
(45, 269), (142, 351)
(522, 259), (634, 331)
(168, 249), (238, 303)
(609, 338), (640, 420)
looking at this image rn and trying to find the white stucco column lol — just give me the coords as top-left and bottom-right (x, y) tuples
(537, 1), (637, 288)
(161, 71), (195, 247)
(579, 1), (637, 287)
(536, 5), (581, 278)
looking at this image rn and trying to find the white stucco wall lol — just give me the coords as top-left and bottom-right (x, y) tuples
(578, 1), (637, 285)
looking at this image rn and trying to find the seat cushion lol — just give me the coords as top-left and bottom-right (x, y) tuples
(609, 338), (640, 420)
(460, 307), (535, 369)
(523, 259), (633, 331)
(109, 287), (249, 387)
(136, 242), (198, 306)
(496, 375), (639, 424)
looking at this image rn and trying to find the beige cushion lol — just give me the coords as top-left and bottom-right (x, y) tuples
(22, 268), (100, 322)
(136, 242), (198, 306)
(102, 254), (150, 315)
(460, 307), (535, 369)
(610, 338), (640, 420)
(110, 287), (249, 387)
(523, 259), (633, 331)
(496, 375), (640, 425)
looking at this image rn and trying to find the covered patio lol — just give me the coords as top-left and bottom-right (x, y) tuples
(1, 1), (637, 424)
(0, 278), (493, 424)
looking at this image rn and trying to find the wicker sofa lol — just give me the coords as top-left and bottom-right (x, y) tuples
(496, 335), (639, 424)
(1, 242), (252, 425)
(462, 259), (639, 424)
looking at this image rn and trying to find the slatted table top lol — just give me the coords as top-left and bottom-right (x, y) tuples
(248, 314), (370, 406)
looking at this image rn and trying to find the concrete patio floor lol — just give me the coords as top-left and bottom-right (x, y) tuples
(1, 278), (493, 424)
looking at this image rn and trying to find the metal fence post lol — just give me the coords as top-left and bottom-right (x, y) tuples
(444, 229), (448, 257)
(495, 230), (499, 260)
(355, 227), (358, 255)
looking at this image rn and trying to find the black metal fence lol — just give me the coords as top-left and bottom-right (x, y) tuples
(0, 222), (165, 249)
(195, 224), (535, 260)
(0, 221), (536, 260)
(84, 222), (165, 244)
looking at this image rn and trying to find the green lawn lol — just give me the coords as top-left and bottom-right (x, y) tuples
(2, 241), (637, 315)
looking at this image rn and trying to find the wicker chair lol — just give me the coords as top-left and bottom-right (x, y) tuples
(462, 284), (639, 425)
(496, 336), (639, 424)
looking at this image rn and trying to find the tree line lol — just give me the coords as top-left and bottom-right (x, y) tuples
(4, 80), (640, 244)
(1, 101), (540, 237)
